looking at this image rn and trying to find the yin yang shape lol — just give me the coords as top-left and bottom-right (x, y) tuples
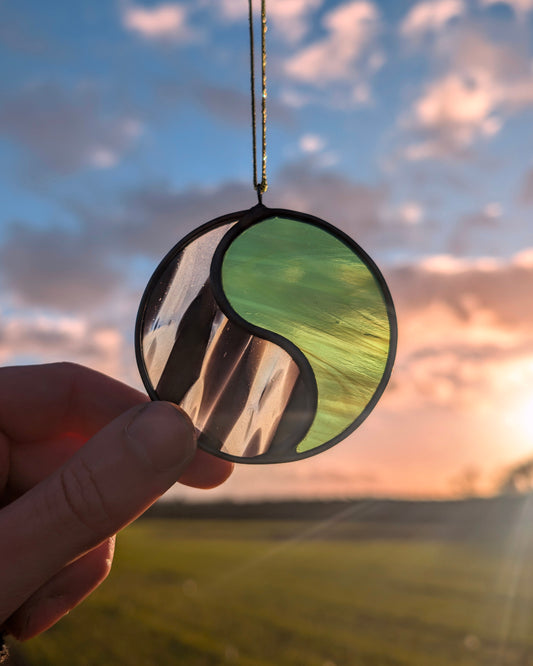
(136, 205), (397, 464)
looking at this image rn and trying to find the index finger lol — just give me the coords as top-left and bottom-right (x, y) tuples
(0, 363), (147, 443)
(0, 363), (233, 491)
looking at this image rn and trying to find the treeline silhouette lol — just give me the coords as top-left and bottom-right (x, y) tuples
(142, 495), (533, 546)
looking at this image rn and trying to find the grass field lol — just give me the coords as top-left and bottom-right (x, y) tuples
(12, 511), (533, 666)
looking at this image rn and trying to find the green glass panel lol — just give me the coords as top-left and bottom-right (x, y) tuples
(221, 216), (391, 453)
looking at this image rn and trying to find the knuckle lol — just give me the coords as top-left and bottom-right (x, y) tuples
(58, 458), (115, 543)
(51, 360), (87, 378)
(54, 361), (92, 393)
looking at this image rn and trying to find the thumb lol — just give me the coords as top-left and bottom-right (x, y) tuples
(0, 401), (196, 621)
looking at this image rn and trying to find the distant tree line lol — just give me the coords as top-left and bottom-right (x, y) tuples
(499, 458), (533, 494)
(143, 495), (533, 548)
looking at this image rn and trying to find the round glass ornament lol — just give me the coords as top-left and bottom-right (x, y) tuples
(135, 204), (397, 464)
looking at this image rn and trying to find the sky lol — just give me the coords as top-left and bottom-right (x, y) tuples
(1, 0), (533, 502)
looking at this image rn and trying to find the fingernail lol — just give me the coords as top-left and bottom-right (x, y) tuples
(126, 402), (196, 473)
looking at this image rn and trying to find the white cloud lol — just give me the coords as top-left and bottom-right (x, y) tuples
(484, 202), (502, 218)
(285, 1), (380, 85)
(88, 147), (120, 169)
(87, 118), (142, 168)
(121, 2), (194, 42)
(299, 133), (325, 154)
(399, 202), (424, 225)
(400, 0), (465, 40)
(270, 0), (323, 42)
(296, 139), (340, 167)
(218, 0), (322, 43)
(280, 88), (310, 109)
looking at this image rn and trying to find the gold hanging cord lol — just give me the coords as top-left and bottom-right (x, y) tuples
(248, 0), (268, 203)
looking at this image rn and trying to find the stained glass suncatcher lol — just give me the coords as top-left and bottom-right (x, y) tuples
(136, 204), (397, 464)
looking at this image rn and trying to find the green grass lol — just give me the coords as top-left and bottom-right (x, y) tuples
(14, 519), (533, 666)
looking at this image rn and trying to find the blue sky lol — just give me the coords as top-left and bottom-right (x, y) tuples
(2, 0), (533, 500)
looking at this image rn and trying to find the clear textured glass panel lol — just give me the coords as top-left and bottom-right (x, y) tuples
(143, 223), (234, 388)
(220, 216), (392, 453)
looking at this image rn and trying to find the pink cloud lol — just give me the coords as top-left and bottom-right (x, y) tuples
(385, 249), (533, 438)
(402, 27), (533, 160)
(0, 313), (128, 382)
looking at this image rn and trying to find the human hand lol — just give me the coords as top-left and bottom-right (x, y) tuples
(0, 362), (233, 641)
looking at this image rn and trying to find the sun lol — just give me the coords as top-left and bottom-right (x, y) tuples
(505, 396), (533, 452)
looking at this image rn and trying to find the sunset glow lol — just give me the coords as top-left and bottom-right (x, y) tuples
(1, 0), (533, 500)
